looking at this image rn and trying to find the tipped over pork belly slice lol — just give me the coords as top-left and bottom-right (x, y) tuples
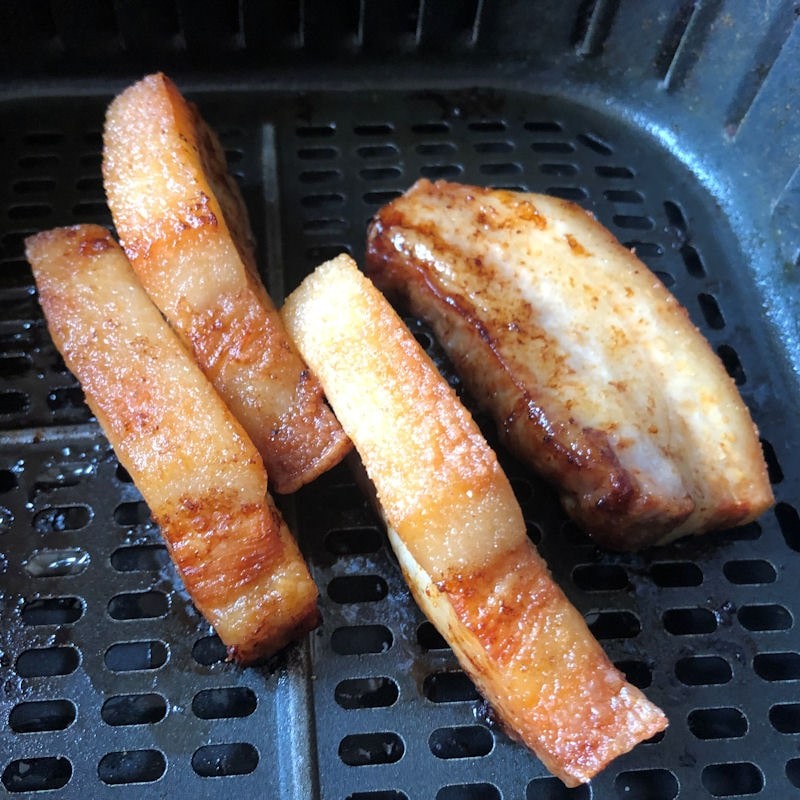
(282, 254), (667, 786)
(102, 72), (350, 494)
(365, 179), (774, 550)
(26, 225), (319, 663)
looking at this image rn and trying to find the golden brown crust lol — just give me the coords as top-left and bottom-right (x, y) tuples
(26, 224), (319, 663)
(103, 73), (350, 493)
(283, 254), (667, 785)
(366, 179), (773, 549)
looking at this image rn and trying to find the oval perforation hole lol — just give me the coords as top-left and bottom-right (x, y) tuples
(527, 775), (591, 798)
(738, 603), (792, 631)
(698, 292), (725, 329)
(474, 141), (513, 154)
(104, 641), (168, 672)
(192, 634), (227, 666)
(675, 655), (732, 685)
(13, 177), (57, 194)
(361, 166), (402, 181)
(331, 625), (393, 655)
(0, 354), (31, 377)
(10, 699), (76, 733)
(16, 646), (79, 677)
(339, 732), (404, 766)
(468, 120), (506, 133)
(357, 144), (399, 158)
(776, 502), (800, 551)
(328, 575), (388, 604)
(8, 203), (52, 220)
(547, 186), (588, 201)
(298, 145), (338, 160)
(22, 596), (83, 625)
(525, 121), (562, 132)
(0, 391), (28, 415)
(335, 676), (399, 709)
(479, 162), (521, 176)
(297, 124), (336, 138)
(761, 438), (783, 484)
(723, 558), (776, 584)
(531, 141), (574, 154)
(439, 784), (501, 800)
(192, 743), (258, 777)
(681, 243), (706, 277)
(416, 143), (456, 157)
(98, 750), (166, 785)
(363, 189), (403, 205)
(192, 687), (257, 719)
(113, 500), (151, 526)
(111, 544), (170, 572)
(348, 793), (408, 800)
(417, 620), (449, 652)
(354, 123), (394, 136)
(46, 385), (87, 411)
(423, 671), (479, 704)
(717, 344), (746, 384)
(420, 164), (463, 179)
(596, 164), (634, 178)
(578, 131), (612, 155)
(663, 607), (717, 635)
(702, 762), (763, 796)
(657, 272), (675, 288)
(586, 610), (640, 639)
(615, 769), (678, 799)
(412, 121), (451, 134)
(2, 757), (72, 793)
(108, 590), (169, 621)
(616, 659), (653, 689)
(651, 561), (703, 587)
(302, 217), (349, 234)
(770, 702), (800, 733)
(572, 563), (629, 592)
(102, 693), (167, 726)
(25, 547), (90, 577)
(430, 725), (492, 760)
(688, 707), (747, 739)
(788, 758), (800, 788)
(613, 214), (654, 230)
(325, 526), (383, 555)
(301, 191), (346, 209)
(605, 189), (644, 203)
(300, 168), (342, 184)
(754, 651), (800, 681)
(32, 504), (91, 533)
(540, 163), (577, 177)
(0, 469), (18, 492)
(305, 243), (353, 261)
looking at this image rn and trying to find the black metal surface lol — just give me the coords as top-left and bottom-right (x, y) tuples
(0, 2), (799, 799)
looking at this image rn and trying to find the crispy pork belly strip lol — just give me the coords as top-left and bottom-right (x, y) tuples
(26, 225), (319, 663)
(282, 254), (667, 786)
(102, 72), (350, 493)
(366, 179), (773, 550)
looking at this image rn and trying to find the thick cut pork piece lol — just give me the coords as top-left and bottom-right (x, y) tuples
(26, 225), (319, 663)
(366, 179), (773, 550)
(103, 72), (350, 493)
(282, 254), (667, 786)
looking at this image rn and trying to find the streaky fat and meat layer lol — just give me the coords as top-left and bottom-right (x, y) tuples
(26, 225), (319, 663)
(366, 179), (774, 550)
(281, 254), (667, 786)
(102, 72), (350, 494)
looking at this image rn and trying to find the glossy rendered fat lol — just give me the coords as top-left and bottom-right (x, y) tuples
(26, 225), (319, 663)
(103, 72), (350, 493)
(366, 179), (773, 549)
(282, 255), (667, 786)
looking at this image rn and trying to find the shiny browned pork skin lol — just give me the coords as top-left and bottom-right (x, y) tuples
(26, 225), (319, 663)
(282, 254), (667, 786)
(102, 72), (350, 493)
(366, 179), (774, 550)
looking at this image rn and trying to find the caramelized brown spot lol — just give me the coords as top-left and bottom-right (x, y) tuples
(564, 233), (588, 256)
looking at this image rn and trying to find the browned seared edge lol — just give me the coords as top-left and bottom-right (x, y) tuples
(102, 72), (350, 493)
(26, 225), (319, 664)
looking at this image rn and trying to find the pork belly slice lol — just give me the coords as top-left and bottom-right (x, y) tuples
(282, 254), (667, 786)
(365, 179), (774, 550)
(102, 72), (350, 493)
(26, 225), (319, 663)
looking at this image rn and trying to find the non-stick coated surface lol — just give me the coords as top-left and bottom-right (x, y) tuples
(0, 86), (797, 799)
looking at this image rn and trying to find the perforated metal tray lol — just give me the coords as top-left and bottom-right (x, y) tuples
(0, 5), (799, 799)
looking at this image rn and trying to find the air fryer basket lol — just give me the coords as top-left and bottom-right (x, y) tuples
(1, 2), (799, 798)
